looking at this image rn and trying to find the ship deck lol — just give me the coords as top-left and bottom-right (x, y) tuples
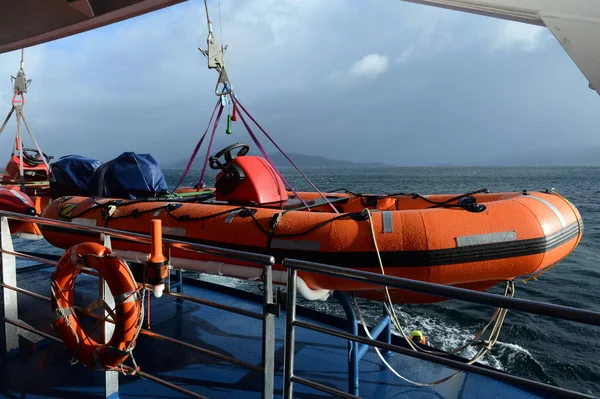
(0, 262), (553, 399)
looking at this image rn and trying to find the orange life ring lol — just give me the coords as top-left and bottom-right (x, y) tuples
(51, 242), (143, 370)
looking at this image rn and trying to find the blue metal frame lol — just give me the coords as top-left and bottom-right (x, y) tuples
(0, 210), (278, 399)
(169, 269), (184, 294)
(283, 259), (600, 399)
(332, 291), (392, 396)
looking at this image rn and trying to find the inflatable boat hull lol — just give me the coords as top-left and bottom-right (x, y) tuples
(40, 190), (583, 303)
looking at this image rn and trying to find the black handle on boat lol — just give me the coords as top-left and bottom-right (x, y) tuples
(209, 142), (250, 170)
(21, 148), (52, 166)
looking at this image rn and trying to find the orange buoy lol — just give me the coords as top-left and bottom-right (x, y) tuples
(51, 242), (143, 370)
(147, 219), (169, 298)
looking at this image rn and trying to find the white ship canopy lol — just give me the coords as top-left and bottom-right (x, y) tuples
(402, 0), (600, 95)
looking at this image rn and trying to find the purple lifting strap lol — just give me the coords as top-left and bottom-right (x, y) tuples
(197, 104), (225, 188)
(233, 102), (313, 210)
(173, 99), (220, 191)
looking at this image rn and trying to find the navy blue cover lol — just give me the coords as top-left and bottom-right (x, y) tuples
(49, 155), (102, 198)
(88, 152), (168, 199)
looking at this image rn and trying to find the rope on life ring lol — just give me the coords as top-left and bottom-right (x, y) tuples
(50, 242), (144, 371)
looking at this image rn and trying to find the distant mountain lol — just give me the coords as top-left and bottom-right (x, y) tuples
(164, 152), (388, 169)
(267, 152), (387, 168)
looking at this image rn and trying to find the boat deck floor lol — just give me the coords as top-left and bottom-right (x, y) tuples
(0, 265), (552, 399)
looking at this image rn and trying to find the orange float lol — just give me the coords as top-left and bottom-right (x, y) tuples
(51, 242), (143, 369)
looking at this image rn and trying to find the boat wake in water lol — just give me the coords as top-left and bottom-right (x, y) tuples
(194, 272), (547, 382)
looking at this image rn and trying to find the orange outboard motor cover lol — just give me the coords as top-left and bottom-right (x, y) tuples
(215, 156), (288, 204)
(2, 155), (50, 182)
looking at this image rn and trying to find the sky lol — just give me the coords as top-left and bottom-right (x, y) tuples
(0, 0), (599, 167)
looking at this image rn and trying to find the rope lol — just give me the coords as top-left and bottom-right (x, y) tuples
(197, 103), (225, 188)
(413, 188), (490, 208)
(352, 296), (460, 387)
(218, 0), (224, 49)
(354, 208), (512, 386)
(203, 0), (213, 35)
(0, 107), (16, 138)
(50, 282), (81, 365)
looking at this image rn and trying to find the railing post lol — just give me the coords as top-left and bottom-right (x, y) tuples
(0, 216), (18, 356)
(283, 267), (298, 399)
(262, 264), (275, 399)
(166, 246), (183, 300)
(176, 269), (183, 293)
(382, 303), (392, 356)
(331, 291), (360, 396)
(101, 234), (119, 398)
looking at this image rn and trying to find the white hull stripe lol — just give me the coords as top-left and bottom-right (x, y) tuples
(9, 189), (31, 205)
(456, 231), (517, 247)
(527, 196), (567, 228)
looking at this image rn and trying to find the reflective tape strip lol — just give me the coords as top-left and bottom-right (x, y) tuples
(55, 307), (73, 320)
(456, 231), (517, 247)
(270, 239), (320, 251)
(527, 196), (567, 228)
(72, 218), (97, 226)
(162, 226), (186, 236)
(9, 189), (30, 205)
(113, 290), (139, 305)
(225, 209), (243, 223)
(94, 198), (114, 204)
(382, 211), (393, 233)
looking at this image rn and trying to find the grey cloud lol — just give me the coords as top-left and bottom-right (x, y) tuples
(0, 0), (598, 168)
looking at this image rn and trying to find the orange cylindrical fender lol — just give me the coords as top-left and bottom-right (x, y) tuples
(51, 242), (143, 370)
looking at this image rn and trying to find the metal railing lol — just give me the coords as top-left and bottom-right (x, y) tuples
(0, 211), (277, 399)
(282, 259), (600, 399)
(3, 209), (600, 399)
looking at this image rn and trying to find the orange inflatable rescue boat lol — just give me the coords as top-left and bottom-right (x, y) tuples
(39, 145), (583, 304)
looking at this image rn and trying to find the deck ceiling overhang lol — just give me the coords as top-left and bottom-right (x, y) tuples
(0, 0), (187, 54)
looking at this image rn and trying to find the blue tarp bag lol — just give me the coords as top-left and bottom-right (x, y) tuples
(49, 155), (102, 198)
(88, 152), (168, 199)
